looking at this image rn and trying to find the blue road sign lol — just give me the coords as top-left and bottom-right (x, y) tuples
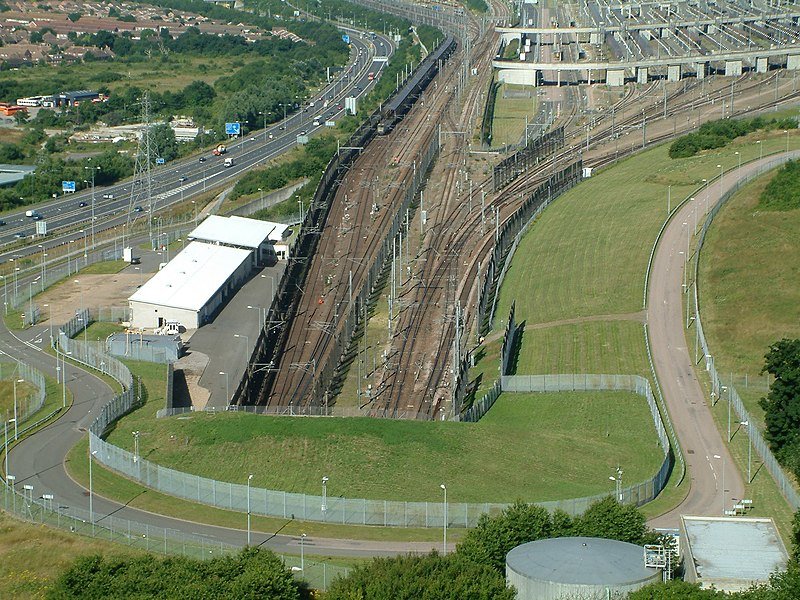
(225, 122), (241, 136)
(156, 157), (166, 165)
(342, 34), (350, 44)
(62, 180), (76, 193)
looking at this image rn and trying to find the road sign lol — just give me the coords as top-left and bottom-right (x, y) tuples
(342, 34), (350, 44)
(225, 122), (241, 136)
(62, 180), (76, 193)
(35, 220), (47, 236)
(156, 157), (166, 165)
(296, 135), (309, 145)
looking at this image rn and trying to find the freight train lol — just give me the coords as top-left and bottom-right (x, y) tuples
(375, 35), (457, 135)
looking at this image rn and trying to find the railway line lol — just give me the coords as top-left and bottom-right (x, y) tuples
(249, 0), (799, 422)
(264, 42), (465, 411)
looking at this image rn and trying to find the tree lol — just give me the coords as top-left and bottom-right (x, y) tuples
(457, 501), (566, 572)
(574, 496), (650, 545)
(67, 12), (81, 22)
(324, 553), (514, 600)
(759, 339), (800, 462)
(149, 123), (178, 162)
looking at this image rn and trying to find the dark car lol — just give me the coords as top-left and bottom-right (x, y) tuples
(179, 176), (187, 182)
(0, 220), (5, 226)
(78, 201), (88, 208)
(199, 156), (207, 163)
(133, 206), (143, 213)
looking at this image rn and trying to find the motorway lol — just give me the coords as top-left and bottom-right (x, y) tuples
(0, 26), (393, 263)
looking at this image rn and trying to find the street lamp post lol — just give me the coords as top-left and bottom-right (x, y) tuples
(300, 533), (307, 571)
(714, 454), (725, 514)
(785, 129), (790, 153)
(321, 476), (329, 516)
(6, 474), (15, 513)
(219, 371), (229, 402)
(89, 448), (98, 534)
(756, 140), (762, 161)
(247, 473), (253, 545)
(440, 483), (447, 554)
(12, 378), (24, 441)
(609, 466), (623, 502)
(741, 420), (752, 484)
(735, 151), (741, 172)
(4, 417), (16, 487)
(132, 431), (140, 463)
(247, 305), (266, 330)
(85, 164), (100, 252)
(234, 333), (250, 357)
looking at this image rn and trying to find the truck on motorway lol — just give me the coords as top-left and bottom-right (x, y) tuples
(224, 157), (234, 168)
(212, 144), (227, 156)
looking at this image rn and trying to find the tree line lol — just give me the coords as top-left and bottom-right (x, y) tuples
(45, 496), (800, 598)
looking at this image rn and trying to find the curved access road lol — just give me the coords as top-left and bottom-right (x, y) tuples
(2, 322), (443, 557)
(648, 151), (800, 528)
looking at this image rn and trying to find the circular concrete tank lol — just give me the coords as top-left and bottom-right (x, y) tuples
(506, 537), (661, 600)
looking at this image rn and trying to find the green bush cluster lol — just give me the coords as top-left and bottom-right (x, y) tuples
(47, 547), (306, 600)
(668, 117), (797, 159)
(760, 159), (800, 211)
(327, 497), (657, 598)
(231, 134), (339, 202)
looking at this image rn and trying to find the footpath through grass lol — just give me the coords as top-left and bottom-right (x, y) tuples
(492, 133), (799, 378)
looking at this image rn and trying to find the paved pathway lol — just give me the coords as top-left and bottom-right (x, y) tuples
(648, 152), (800, 528)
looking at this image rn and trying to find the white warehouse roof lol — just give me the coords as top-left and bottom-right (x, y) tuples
(129, 241), (252, 311)
(230, 216), (290, 242)
(189, 215), (276, 249)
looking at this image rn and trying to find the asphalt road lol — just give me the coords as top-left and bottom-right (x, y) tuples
(2, 289), (443, 557)
(648, 151), (800, 529)
(0, 27), (393, 261)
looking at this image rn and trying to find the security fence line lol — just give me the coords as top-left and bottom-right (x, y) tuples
(5, 217), (191, 323)
(47, 314), (349, 588)
(692, 153), (800, 510)
(57, 283), (670, 532)
(461, 303), (517, 423)
(0, 484), (345, 590)
(0, 359), (47, 425)
(491, 125), (565, 192)
(477, 161), (582, 337)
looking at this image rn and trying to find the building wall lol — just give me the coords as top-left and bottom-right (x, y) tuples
(507, 567), (661, 600)
(130, 301), (199, 329)
(129, 249), (253, 329)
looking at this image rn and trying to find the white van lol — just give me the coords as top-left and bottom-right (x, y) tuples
(224, 157), (233, 168)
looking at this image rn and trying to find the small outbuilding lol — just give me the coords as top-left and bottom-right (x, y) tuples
(680, 515), (788, 592)
(128, 241), (252, 329)
(188, 215), (288, 265)
(506, 537), (661, 600)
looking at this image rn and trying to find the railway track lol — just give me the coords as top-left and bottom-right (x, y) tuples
(264, 43), (466, 410)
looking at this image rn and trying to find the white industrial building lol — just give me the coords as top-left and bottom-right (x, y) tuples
(128, 241), (252, 329)
(188, 215), (291, 263)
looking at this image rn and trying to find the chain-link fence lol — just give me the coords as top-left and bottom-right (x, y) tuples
(692, 153), (800, 510)
(0, 360), (47, 424)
